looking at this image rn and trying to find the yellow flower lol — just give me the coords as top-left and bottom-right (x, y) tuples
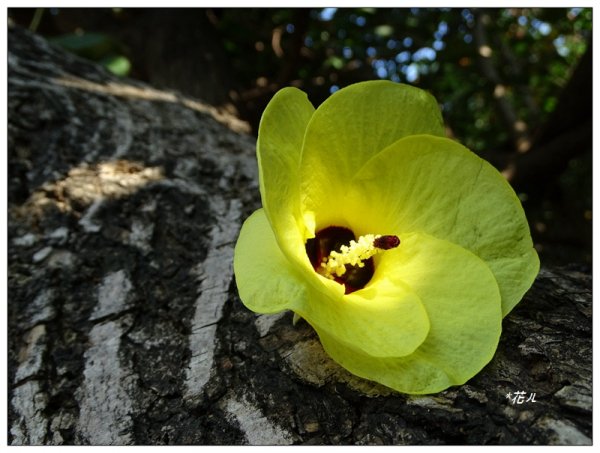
(234, 81), (539, 394)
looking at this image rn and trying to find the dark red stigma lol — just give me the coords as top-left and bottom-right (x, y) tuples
(373, 235), (400, 250)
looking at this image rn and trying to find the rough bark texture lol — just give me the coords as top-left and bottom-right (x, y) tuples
(7, 26), (592, 446)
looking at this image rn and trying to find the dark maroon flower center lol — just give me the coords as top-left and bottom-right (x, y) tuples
(305, 226), (375, 294)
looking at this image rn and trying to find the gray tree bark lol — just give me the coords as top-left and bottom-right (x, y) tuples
(7, 26), (592, 446)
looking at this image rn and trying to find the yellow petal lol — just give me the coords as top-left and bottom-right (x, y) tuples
(300, 81), (444, 229)
(234, 209), (307, 314)
(353, 134), (539, 316)
(297, 275), (430, 358)
(257, 87), (315, 264)
(318, 232), (503, 394)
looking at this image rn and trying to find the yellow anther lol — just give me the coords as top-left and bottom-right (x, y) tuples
(319, 234), (400, 280)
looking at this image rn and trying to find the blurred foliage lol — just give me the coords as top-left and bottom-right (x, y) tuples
(212, 7), (592, 266)
(11, 7), (591, 152)
(49, 31), (132, 76)
(7, 7), (593, 266)
(21, 8), (132, 77)
(215, 7), (591, 154)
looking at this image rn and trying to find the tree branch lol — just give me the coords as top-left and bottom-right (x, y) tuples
(503, 119), (592, 191)
(472, 9), (532, 152)
(8, 26), (591, 446)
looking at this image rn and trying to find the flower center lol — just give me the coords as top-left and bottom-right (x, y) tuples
(305, 226), (400, 294)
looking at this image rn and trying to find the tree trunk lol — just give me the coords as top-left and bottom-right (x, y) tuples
(7, 26), (592, 446)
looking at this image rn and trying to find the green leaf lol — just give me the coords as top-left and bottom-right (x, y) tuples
(374, 25), (394, 37)
(100, 55), (131, 77)
(49, 32), (114, 60)
(326, 56), (344, 69)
